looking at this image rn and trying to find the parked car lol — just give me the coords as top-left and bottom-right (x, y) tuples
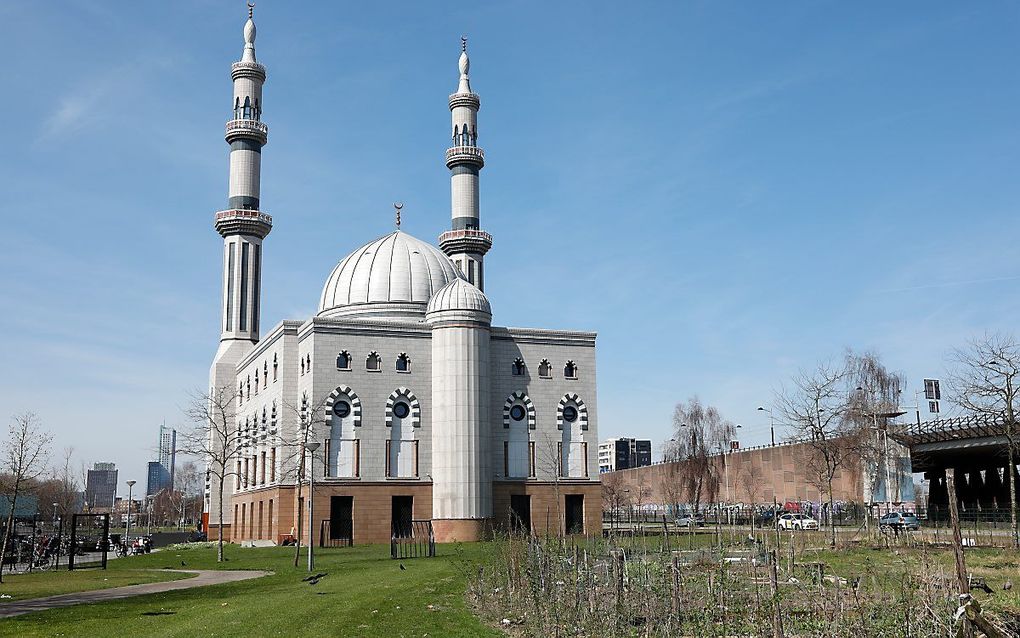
(777, 513), (819, 530)
(879, 512), (920, 532)
(676, 513), (705, 527)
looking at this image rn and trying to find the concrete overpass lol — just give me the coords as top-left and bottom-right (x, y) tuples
(890, 413), (1015, 514)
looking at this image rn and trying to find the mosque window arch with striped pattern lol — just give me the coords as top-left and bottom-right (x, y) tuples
(503, 392), (536, 430)
(385, 387), (421, 428)
(556, 393), (589, 431)
(323, 385), (363, 429)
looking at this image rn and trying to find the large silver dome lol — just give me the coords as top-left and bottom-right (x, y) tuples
(318, 231), (464, 320)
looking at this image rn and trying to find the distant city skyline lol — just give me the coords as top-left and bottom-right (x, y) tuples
(2, 2), (1019, 484)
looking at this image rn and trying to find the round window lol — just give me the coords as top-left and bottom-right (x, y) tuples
(563, 406), (578, 423)
(333, 401), (351, 418)
(393, 402), (410, 419)
(510, 405), (526, 422)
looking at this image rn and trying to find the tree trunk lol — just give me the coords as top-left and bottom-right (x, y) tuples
(827, 478), (836, 548)
(217, 475), (225, 562)
(293, 480), (303, 567)
(946, 468), (974, 638)
(1008, 433), (1018, 549)
(0, 490), (18, 584)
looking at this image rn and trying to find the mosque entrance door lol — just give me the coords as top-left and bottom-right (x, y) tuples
(564, 494), (584, 534)
(510, 495), (531, 534)
(391, 495), (413, 538)
(329, 496), (354, 544)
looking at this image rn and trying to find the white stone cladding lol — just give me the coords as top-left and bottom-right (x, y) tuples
(489, 328), (599, 483)
(233, 77), (263, 111)
(450, 172), (479, 223)
(220, 235), (263, 341)
(228, 149), (261, 201)
(428, 309), (492, 520)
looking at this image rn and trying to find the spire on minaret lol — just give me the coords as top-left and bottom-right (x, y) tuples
(457, 37), (471, 94)
(242, 3), (257, 63)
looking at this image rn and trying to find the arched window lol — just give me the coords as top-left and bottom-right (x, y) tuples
(326, 387), (361, 478)
(396, 353), (411, 373)
(366, 352), (381, 371)
(263, 361), (268, 387)
(564, 360), (578, 380)
(242, 96), (251, 119)
(336, 351), (351, 370)
(246, 376), (251, 397)
(234, 97), (240, 119)
(238, 382), (244, 405)
(539, 359), (552, 379)
(300, 358), (305, 375)
(306, 353), (312, 370)
(272, 354), (278, 381)
(452, 124), (459, 142)
(512, 358), (526, 376)
(254, 369), (259, 393)
(253, 98), (261, 120)
(386, 388), (420, 478)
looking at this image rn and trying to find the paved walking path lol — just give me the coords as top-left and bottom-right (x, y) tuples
(0, 569), (271, 618)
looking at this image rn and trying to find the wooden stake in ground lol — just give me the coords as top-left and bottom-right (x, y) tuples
(946, 467), (974, 638)
(769, 549), (785, 638)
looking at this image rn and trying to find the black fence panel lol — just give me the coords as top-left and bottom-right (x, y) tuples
(390, 519), (435, 559)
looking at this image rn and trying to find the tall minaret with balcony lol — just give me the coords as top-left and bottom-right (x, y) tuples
(215, 7), (271, 348)
(439, 38), (492, 290)
(207, 6), (271, 537)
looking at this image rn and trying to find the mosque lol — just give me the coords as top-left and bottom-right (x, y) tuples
(205, 10), (600, 544)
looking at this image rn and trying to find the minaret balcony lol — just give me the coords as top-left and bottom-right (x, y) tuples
(439, 229), (493, 256)
(449, 92), (481, 110)
(445, 145), (485, 168)
(225, 119), (268, 145)
(231, 61), (267, 81)
(214, 208), (273, 239)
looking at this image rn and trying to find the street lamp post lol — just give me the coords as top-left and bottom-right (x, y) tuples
(125, 480), (137, 550)
(757, 406), (775, 446)
(305, 441), (321, 573)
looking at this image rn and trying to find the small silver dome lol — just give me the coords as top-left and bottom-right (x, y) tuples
(426, 278), (491, 315)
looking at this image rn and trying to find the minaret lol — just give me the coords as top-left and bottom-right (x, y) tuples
(215, 5), (270, 345)
(439, 38), (492, 291)
(207, 7), (270, 533)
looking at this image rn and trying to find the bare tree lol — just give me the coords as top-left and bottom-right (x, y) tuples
(178, 386), (240, 562)
(280, 391), (332, 567)
(34, 447), (81, 525)
(663, 397), (735, 514)
(658, 457), (685, 518)
(0, 413), (52, 582)
(175, 461), (202, 527)
(777, 351), (902, 547)
(535, 432), (565, 537)
(948, 333), (1020, 547)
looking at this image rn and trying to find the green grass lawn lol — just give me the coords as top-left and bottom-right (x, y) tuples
(0, 543), (502, 638)
(0, 568), (193, 601)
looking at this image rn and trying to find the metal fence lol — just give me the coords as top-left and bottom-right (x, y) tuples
(390, 519), (435, 560)
(319, 519), (353, 548)
(68, 513), (110, 570)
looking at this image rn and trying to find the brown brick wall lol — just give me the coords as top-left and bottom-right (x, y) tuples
(230, 482), (432, 546)
(493, 481), (603, 536)
(603, 441), (864, 508)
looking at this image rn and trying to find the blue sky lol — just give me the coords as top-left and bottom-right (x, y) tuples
(1, 1), (1019, 492)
